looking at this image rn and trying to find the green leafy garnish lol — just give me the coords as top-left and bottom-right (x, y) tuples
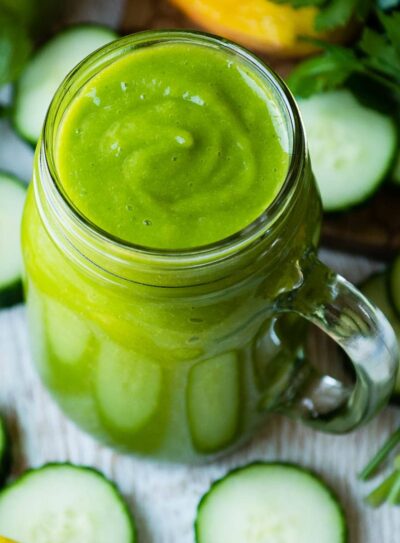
(0, 0), (61, 87)
(0, 8), (32, 87)
(361, 431), (400, 508)
(288, 10), (400, 98)
(365, 470), (400, 507)
(359, 427), (400, 480)
(270, 0), (375, 31)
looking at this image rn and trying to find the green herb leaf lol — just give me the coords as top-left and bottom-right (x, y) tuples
(359, 428), (400, 481)
(365, 471), (400, 507)
(378, 10), (400, 55)
(270, 0), (375, 30)
(0, 0), (60, 37)
(314, 0), (358, 31)
(288, 9), (400, 98)
(0, 9), (32, 86)
(288, 46), (362, 95)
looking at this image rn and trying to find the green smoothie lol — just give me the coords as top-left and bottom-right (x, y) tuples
(56, 43), (289, 248)
(22, 33), (321, 462)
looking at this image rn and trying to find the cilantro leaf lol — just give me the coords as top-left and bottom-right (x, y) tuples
(288, 46), (362, 95)
(270, 0), (375, 30)
(288, 9), (400, 98)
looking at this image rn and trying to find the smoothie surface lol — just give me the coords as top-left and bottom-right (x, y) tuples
(55, 42), (290, 249)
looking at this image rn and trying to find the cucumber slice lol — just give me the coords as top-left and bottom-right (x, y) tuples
(96, 343), (162, 434)
(390, 257), (400, 319)
(0, 463), (136, 543)
(13, 25), (118, 144)
(195, 463), (346, 543)
(187, 352), (240, 453)
(361, 273), (400, 399)
(297, 89), (397, 212)
(46, 300), (93, 364)
(0, 418), (10, 486)
(0, 172), (26, 308)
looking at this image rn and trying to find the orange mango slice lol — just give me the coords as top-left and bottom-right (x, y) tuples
(171, 0), (349, 57)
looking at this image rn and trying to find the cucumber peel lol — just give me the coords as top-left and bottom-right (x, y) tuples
(298, 89), (397, 212)
(195, 462), (347, 543)
(13, 24), (118, 144)
(0, 172), (26, 308)
(0, 463), (136, 543)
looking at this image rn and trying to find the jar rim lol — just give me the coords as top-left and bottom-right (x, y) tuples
(41, 29), (306, 269)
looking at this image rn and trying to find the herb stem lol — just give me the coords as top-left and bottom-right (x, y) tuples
(360, 64), (400, 95)
(359, 428), (400, 481)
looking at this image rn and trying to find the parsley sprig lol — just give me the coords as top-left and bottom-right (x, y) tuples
(287, 10), (400, 98)
(271, 0), (375, 31)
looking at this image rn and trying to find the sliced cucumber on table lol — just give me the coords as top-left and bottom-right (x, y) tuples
(13, 25), (118, 144)
(361, 272), (400, 400)
(390, 257), (400, 319)
(0, 418), (10, 486)
(297, 89), (397, 212)
(195, 462), (346, 543)
(0, 463), (136, 543)
(0, 172), (27, 308)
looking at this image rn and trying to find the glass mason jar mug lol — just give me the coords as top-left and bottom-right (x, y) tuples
(22, 31), (398, 463)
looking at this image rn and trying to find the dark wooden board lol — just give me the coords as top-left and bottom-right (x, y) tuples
(122, 0), (400, 261)
(322, 186), (400, 260)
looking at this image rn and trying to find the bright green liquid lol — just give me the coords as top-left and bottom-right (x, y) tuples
(56, 43), (289, 249)
(23, 37), (321, 462)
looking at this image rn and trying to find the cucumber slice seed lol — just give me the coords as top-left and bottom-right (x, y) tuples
(13, 24), (118, 144)
(0, 463), (136, 543)
(0, 172), (26, 308)
(195, 462), (346, 543)
(298, 89), (397, 212)
(361, 273), (400, 399)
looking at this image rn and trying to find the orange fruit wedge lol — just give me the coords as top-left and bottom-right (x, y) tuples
(171, 0), (351, 57)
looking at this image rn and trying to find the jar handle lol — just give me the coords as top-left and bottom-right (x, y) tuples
(277, 253), (398, 432)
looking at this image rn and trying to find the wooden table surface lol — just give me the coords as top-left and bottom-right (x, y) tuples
(1, 1), (399, 542)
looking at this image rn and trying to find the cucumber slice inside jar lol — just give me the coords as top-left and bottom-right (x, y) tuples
(187, 352), (240, 453)
(297, 89), (397, 212)
(0, 463), (136, 543)
(46, 299), (93, 364)
(96, 343), (162, 434)
(195, 463), (346, 543)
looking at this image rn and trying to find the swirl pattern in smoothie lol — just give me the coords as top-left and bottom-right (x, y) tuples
(56, 43), (290, 249)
